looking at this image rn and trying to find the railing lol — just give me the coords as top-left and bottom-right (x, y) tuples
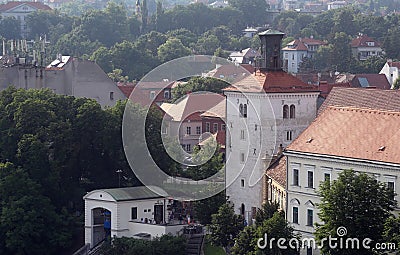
(72, 244), (90, 255)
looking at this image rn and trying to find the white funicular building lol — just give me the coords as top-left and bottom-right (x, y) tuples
(285, 104), (400, 255)
(379, 60), (400, 88)
(84, 186), (188, 248)
(224, 30), (319, 223)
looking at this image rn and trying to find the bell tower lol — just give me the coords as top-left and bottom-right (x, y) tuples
(257, 29), (285, 71)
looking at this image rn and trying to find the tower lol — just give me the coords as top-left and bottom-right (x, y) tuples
(257, 30), (285, 71)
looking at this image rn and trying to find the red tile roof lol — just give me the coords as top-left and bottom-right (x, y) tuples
(206, 63), (252, 84)
(0, 1), (52, 11)
(223, 70), (319, 93)
(117, 84), (135, 98)
(287, 106), (400, 165)
(350, 34), (381, 47)
(200, 100), (226, 119)
(388, 61), (400, 69)
(266, 155), (286, 187)
(319, 81), (351, 98)
(282, 39), (308, 51)
(351, 74), (390, 89)
(161, 92), (224, 122)
(318, 87), (400, 115)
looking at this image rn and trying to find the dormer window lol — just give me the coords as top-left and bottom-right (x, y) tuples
(366, 41), (375, 46)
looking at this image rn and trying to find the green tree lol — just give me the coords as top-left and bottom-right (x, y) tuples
(193, 192), (226, 225)
(157, 38), (191, 62)
(0, 16), (21, 39)
(393, 77), (400, 90)
(316, 169), (396, 255)
(172, 77), (229, 101)
(383, 216), (400, 250)
(254, 201), (280, 226)
(209, 203), (244, 250)
(255, 212), (299, 255)
(231, 225), (258, 255)
(228, 0), (269, 27)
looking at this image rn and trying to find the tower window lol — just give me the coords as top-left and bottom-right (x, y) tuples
(283, 105), (289, 119)
(290, 105), (296, 118)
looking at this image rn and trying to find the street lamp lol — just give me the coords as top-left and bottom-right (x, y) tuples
(116, 169), (123, 188)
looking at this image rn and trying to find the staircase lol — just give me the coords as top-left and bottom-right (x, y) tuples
(185, 234), (204, 255)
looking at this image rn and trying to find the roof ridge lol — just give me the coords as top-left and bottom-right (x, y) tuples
(328, 105), (400, 116)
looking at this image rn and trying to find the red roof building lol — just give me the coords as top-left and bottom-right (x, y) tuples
(350, 34), (383, 61)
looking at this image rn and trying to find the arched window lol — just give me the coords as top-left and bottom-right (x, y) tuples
(290, 105), (295, 119)
(241, 203), (245, 216)
(283, 105), (289, 119)
(239, 103), (243, 117)
(243, 104), (247, 118)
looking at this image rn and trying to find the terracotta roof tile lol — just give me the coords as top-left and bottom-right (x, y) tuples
(351, 34), (381, 47)
(287, 106), (400, 164)
(352, 74), (390, 89)
(224, 70), (319, 93)
(318, 87), (400, 115)
(389, 61), (400, 69)
(266, 155), (286, 187)
(200, 100), (226, 119)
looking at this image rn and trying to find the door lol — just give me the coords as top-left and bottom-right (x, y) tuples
(154, 204), (164, 224)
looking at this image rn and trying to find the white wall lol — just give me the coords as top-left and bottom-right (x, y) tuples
(286, 152), (400, 254)
(84, 192), (172, 248)
(225, 91), (318, 220)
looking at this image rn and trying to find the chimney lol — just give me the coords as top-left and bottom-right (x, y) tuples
(257, 29), (285, 71)
(277, 144), (283, 155)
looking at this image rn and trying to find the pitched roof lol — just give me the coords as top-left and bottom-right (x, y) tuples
(200, 100), (226, 119)
(318, 81), (351, 98)
(0, 1), (52, 11)
(351, 74), (390, 89)
(85, 186), (168, 202)
(223, 70), (319, 93)
(287, 106), (400, 165)
(205, 63), (252, 84)
(282, 39), (308, 51)
(266, 155), (286, 187)
(388, 61), (400, 69)
(160, 92), (224, 121)
(318, 87), (400, 115)
(282, 38), (326, 51)
(350, 34), (381, 47)
(117, 84), (135, 98)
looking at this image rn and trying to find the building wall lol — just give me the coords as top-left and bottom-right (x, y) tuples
(84, 195), (171, 247)
(379, 63), (399, 88)
(352, 46), (383, 61)
(225, 91), (318, 221)
(285, 152), (400, 254)
(283, 50), (307, 73)
(0, 59), (126, 107)
(179, 120), (203, 153)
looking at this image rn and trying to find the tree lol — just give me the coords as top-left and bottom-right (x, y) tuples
(0, 16), (21, 39)
(193, 191), (226, 225)
(228, 0), (268, 27)
(316, 169), (396, 255)
(172, 77), (229, 101)
(209, 203), (244, 250)
(383, 216), (400, 250)
(254, 201), (280, 226)
(232, 211), (299, 255)
(231, 225), (258, 255)
(255, 212), (299, 255)
(393, 77), (400, 90)
(157, 38), (191, 62)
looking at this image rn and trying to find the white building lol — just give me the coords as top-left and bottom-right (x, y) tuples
(0, 1), (52, 38)
(379, 60), (400, 88)
(350, 34), (383, 61)
(160, 92), (224, 153)
(282, 37), (326, 74)
(229, 48), (260, 65)
(224, 30), (319, 223)
(84, 186), (188, 248)
(327, 1), (347, 10)
(285, 105), (400, 255)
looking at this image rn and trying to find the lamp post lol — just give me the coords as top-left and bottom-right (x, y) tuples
(116, 169), (123, 187)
